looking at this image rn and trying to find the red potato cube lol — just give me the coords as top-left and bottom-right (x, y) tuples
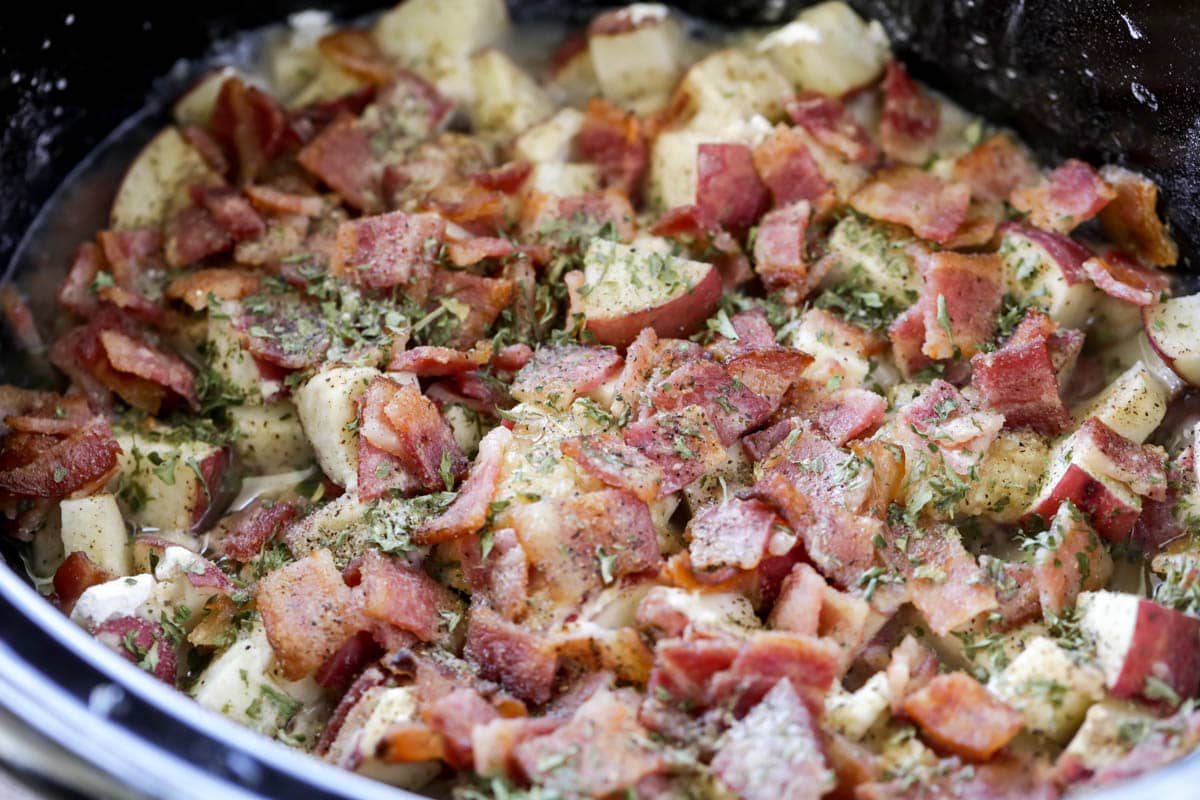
(566, 238), (721, 347)
(1079, 590), (1200, 708)
(1143, 295), (1200, 387)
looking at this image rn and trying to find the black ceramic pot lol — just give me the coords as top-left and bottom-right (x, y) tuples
(1, 2), (1198, 797)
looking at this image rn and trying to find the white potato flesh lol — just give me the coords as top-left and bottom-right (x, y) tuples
(824, 216), (923, 305)
(526, 163), (601, 198)
(60, 493), (131, 576)
(110, 127), (222, 231)
(1143, 294), (1200, 386)
(588, 6), (687, 113)
(191, 622), (328, 746)
(294, 366), (381, 490)
(823, 672), (891, 741)
(1062, 699), (1157, 772)
(70, 574), (158, 630)
(469, 49), (555, 141)
(1071, 362), (1169, 444)
(675, 48), (793, 127)
(228, 401), (315, 475)
(110, 431), (225, 534)
(325, 686), (441, 789)
(173, 67), (237, 127)
(513, 108), (586, 164)
(204, 316), (265, 405)
(757, 2), (890, 96)
(998, 229), (1100, 329)
(988, 636), (1105, 743)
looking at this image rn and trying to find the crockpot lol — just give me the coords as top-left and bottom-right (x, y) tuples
(1, 2), (1198, 797)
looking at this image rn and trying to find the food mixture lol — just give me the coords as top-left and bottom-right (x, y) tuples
(2, 1), (1199, 797)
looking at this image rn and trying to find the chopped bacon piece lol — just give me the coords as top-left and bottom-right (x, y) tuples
(182, 124), (230, 174)
(903, 672), (1022, 760)
(647, 203), (751, 288)
(209, 76), (292, 184)
(359, 377), (467, 494)
(471, 160), (532, 194)
(849, 166), (971, 244)
(358, 549), (445, 642)
(375, 70), (455, 139)
(415, 426), (511, 544)
(235, 293), (330, 371)
(650, 359), (773, 447)
(1082, 250), (1170, 306)
(522, 190), (638, 246)
(1033, 502), (1113, 617)
(862, 755), (1058, 800)
(688, 498), (781, 574)
(164, 267), (261, 311)
(709, 630), (841, 717)
(444, 236), (515, 268)
(881, 523), (998, 636)
(0, 285), (42, 353)
(331, 210), (444, 295)
(576, 98), (648, 199)
(164, 206), (232, 268)
(1005, 307), (1084, 374)
(786, 91), (878, 164)
(315, 27), (393, 84)
(58, 242), (105, 317)
(509, 344), (623, 407)
(464, 602), (558, 704)
(707, 308), (778, 362)
(493, 343), (533, 373)
(1009, 159), (1115, 235)
(191, 184), (265, 241)
(97, 228), (161, 290)
(753, 201), (813, 295)
(297, 115), (380, 211)
(388, 344), (491, 376)
(93, 285), (167, 327)
(4, 395), (92, 436)
(314, 629), (381, 693)
(258, 549), (363, 680)
(1075, 417), (1168, 500)
(472, 716), (561, 777)
(816, 388), (887, 446)
(1098, 165), (1178, 266)
(623, 407), (727, 494)
(217, 497), (300, 561)
(98, 329), (198, 410)
(971, 314), (1074, 436)
(0, 416), (120, 499)
(243, 184), (326, 217)
(879, 60), (939, 165)
(431, 269), (515, 349)
(919, 251), (1003, 360)
(752, 127), (834, 213)
(515, 688), (666, 796)
(1133, 447), (1194, 553)
(421, 687), (499, 769)
(562, 433), (664, 503)
(769, 563), (870, 668)
(952, 133), (1040, 203)
(94, 617), (178, 685)
(53, 551), (114, 614)
(696, 143), (770, 236)
(712, 679), (833, 800)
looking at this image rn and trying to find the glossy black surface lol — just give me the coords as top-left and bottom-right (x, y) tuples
(1, 2), (1199, 798)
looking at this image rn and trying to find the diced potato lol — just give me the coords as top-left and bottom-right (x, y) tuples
(824, 216), (923, 305)
(288, 58), (367, 109)
(1062, 699), (1157, 772)
(373, 0), (510, 102)
(1071, 362), (1169, 444)
(469, 49), (555, 141)
(59, 494), (131, 577)
(955, 430), (1050, 524)
(824, 672), (891, 741)
(227, 401), (315, 475)
(1143, 294), (1200, 388)
(70, 574), (157, 630)
(757, 2), (890, 96)
(526, 163), (601, 197)
(998, 228), (1100, 329)
(111, 431), (226, 533)
(682, 443), (755, 514)
(933, 620), (1049, 681)
(988, 636), (1105, 742)
(324, 686), (441, 788)
(173, 67), (237, 127)
(646, 122), (771, 212)
(512, 107), (585, 164)
(442, 402), (483, 459)
(492, 400), (606, 511)
(267, 9), (339, 100)
(191, 621), (328, 746)
(588, 5), (688, 113)
(548, 39), (600, 107)
(110, 127), (222, 231)
(203, 316), (264, 404)
(782, 309), (874, 388)
(570, 238), (721, 347)
(294, 366), (381, 490)
(674, 48), (793, 127)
